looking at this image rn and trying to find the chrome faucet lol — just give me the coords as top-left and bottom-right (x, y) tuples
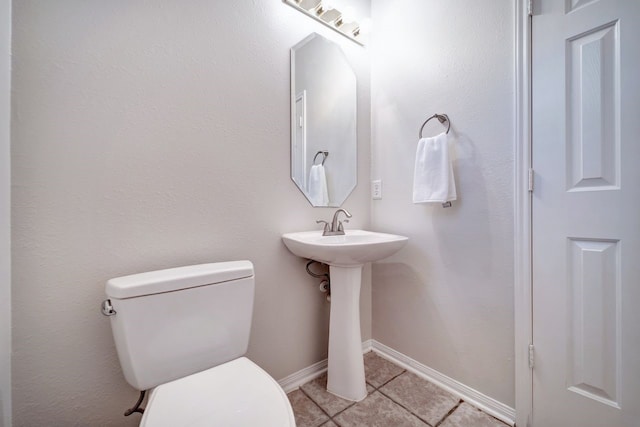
(316, 209), (352, 236)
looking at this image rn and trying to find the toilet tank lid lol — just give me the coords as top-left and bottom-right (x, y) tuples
(106, 261), (254, 299)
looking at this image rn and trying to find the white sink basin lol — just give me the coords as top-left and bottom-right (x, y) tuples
(282, 228), (408, 402)
(281, 229), (408, 267)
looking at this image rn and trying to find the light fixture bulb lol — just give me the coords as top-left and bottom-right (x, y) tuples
(323, 1), (336, 10)
(318, 1), (338, 20)
(299, 0), (321, 11)
(282, 0), (365, 46)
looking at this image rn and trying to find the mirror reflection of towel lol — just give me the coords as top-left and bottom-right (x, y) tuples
(308, 164), (329, 206)
(413, 132), (457, 203)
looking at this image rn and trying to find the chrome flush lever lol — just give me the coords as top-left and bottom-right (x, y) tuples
(101, 299), (117, 316)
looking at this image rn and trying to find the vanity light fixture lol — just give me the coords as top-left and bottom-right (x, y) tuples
(282, 0), (365, 46)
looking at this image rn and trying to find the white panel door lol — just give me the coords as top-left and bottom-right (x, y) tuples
(532, 0), (640, 425)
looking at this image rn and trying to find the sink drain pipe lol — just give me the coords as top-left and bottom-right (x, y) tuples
(305, 260), (331, 302)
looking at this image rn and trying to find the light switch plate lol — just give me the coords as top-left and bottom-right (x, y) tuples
(372, 180), (382, 200)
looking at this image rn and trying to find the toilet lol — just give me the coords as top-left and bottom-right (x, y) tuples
(103, 261), (296, 426)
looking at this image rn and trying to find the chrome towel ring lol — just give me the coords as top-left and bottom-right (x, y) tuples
(313, 150), (329, 166)
(419, 113), (451, 138)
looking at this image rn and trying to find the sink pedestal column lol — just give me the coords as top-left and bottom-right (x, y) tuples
(326, 265), (367, 402)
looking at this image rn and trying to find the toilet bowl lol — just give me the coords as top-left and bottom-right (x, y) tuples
(103, 261), (296, 426)
(140, 358), (294, 426)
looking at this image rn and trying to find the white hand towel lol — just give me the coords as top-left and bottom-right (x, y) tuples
(308, 164), (329, 206)
(413, 132), (457, 204)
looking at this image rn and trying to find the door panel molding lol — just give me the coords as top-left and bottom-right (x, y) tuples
(566, 20), (620, 191)
(566, 238), (621, 409)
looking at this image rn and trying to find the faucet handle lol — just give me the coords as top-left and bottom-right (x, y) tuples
(337, 219), (349, 232)
(316, 220), (330, 233)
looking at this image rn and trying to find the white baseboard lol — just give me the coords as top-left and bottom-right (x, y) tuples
(278, 358), (327, 393)
(278, 339), (515, 425)
(371, 341), (515, 426)
(278, 339), (374, 393)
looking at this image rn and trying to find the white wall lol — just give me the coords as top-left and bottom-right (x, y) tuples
(0, 0), (11, 426)
(11, 1), (370, 425)
(11, 0), (517, 422)
(371, 0), (515, 407)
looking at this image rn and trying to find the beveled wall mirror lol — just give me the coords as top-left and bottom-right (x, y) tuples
(290, 33), (357, 207)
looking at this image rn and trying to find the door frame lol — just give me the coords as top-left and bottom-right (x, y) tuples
(514, 0), (533, 426)
(0, 0), (10, 426)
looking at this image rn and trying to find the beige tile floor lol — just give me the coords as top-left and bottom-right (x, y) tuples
(287, 352), (509, 427)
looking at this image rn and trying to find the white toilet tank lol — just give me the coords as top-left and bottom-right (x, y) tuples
(104, 261), (255, 391)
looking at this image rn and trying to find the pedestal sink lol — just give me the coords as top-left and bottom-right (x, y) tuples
(282, 229), (408, 401)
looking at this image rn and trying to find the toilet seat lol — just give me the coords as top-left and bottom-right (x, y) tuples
(140, 357), (296, 427)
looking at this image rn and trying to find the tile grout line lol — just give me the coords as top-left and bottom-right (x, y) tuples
(378, 390), (434, 426)
(297, 386), (336, 427)
(325, 380), (379, 425)
(433, 400), (463, 427)
(292, 355), (509, 427)
(323, 367), (409, 424)
(372, 368), (407, 390)
(377, 385), (435, 427)
(376, 369), (440, 426)
(305, 369), (411, 426)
